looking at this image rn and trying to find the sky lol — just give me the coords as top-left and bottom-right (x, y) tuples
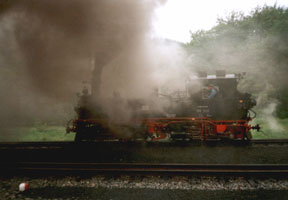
(153, 0), (288, 43)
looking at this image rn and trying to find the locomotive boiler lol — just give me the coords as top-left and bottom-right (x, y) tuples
(67, 70), (260, 142)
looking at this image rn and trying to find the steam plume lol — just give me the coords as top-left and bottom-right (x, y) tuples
(0, 0), (190, 126)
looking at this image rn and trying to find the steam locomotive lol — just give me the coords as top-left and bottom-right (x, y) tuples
(67, 70), (260, 142)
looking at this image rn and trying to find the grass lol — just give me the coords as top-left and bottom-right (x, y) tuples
(252, 118), (288, 139)
(0, 125), (75, 142)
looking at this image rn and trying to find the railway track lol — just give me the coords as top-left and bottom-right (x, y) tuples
(0, 139), (288, 149)
(1, 140), (287, 165)
(1, 162), (288, 176)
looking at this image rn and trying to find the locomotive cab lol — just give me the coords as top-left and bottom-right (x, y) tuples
(187, 71), (256, 120)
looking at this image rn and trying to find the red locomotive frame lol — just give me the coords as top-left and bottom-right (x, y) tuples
(143, 117), (253, 141)
(68, 117), (255, 141)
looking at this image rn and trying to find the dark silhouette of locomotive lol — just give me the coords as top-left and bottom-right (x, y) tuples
(67, 70), (260, 141)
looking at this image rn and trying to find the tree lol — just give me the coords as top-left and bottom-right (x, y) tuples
(186, 5), (288, 118)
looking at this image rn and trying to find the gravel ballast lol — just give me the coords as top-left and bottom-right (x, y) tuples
(1, 176), (288, 199)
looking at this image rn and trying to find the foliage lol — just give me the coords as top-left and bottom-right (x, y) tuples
(186, 5), (288, 118)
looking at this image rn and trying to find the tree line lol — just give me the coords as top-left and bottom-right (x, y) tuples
(185, 5), (288, 118)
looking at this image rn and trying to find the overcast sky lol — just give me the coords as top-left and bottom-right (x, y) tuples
(153, 0), (288, 43)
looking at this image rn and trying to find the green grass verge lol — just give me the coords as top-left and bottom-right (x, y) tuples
(0, 125), (75, 142)
(252, 118), (288, 139)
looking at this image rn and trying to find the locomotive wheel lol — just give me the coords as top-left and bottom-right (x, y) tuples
(229, 133), (235, 140)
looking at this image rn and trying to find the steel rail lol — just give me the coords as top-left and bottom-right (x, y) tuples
(1, 162), (288, 176)
(0, 139), (288, 149)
